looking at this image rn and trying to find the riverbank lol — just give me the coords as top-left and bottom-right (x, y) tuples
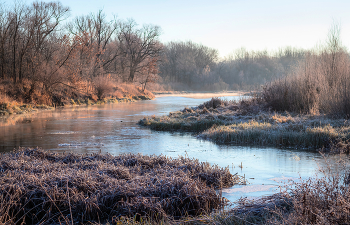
(139, 97), (350, 152)
(0, 84), (154, 117)
(0, 148), (243, 224)
(153, 91), (247, 99)
(0, 96), (153, 127)
(2, 96), (348, 224)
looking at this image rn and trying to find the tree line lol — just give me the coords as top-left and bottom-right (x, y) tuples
(0, 0), (331, 106)
(159, 42), (307, 91)
(0, 1), (162, 104)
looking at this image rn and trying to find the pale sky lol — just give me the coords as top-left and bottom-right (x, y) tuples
(15, 0), (350, 58)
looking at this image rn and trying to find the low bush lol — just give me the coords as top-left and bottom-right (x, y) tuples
(93, 75), (115, 100)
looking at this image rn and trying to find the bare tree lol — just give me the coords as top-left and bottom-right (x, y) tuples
(323, 21), (342, 88)
(159, 41), (218, 86)
(118, 19), (162, 82)
(0, 4), (12, 80)
(68, 10), (119, 78)
(8, 1), (26, 84)
(138, 57), (159, 92)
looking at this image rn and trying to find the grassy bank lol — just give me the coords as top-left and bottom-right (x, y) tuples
(0, 148), (243, 224)
(0, 83), (154, 117)
(0, 103), (54, 116)
(139, 97), (350, 151)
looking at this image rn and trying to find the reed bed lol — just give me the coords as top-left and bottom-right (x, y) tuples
(140, 97), (350, 151)
(262, 24), (350, 118)
(0, 148), (242, 224)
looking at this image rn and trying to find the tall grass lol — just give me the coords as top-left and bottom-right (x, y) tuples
(263, 24), (350, 117)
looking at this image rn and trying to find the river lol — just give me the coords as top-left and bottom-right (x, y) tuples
(0, 95), (339, 204)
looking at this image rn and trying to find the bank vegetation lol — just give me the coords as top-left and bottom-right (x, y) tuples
(0, 148), (244, 224)
(187, 153), (350, 225)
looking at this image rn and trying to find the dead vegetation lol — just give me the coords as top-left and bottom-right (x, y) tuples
(139, 97), (350, 151)
(0, 1), (160, 110)
(0, 148), (243, 224)
(263, 23), (350, 118)
(269, 157), (350, 225)
(138, 97), (264, 133)
(0, 82), (154, 118)
(245, 153), (350, 225)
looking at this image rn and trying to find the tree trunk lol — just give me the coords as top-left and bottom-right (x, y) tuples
(128, 68), (135, 82)
(13, 36), (17, 83)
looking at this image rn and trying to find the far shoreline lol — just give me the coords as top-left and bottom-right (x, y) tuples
(154, 91), (248, 99)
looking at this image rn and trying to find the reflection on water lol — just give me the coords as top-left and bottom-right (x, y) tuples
(0, 95), (345, 203)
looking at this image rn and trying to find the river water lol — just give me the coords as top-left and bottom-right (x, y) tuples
(0, 95), (340, 203)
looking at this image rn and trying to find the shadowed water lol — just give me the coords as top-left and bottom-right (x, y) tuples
(0, 95), (342, 203)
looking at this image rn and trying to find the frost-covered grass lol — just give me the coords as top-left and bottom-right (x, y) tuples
(201, 118), (350, 149)
(139, 97), (350, 151)
(0, 148), (243, 224)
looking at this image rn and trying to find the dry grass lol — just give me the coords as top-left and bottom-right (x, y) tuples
(0, 76), (154, 111)
(114, 83), (155, 100)
(263, 25), (350, 118)
(0, 148), (243, 224)
(0, 93), (16, 105)
(201, 117), (350, 150)
(140, 97), (350, 151)
(265, 153), (350, 224)
(0, 102), (53, 117)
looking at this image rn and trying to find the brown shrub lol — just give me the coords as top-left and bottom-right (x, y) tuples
(93, 76), (115, 100)
(199, 98), (229, 109)
(0, 93), (14, 105)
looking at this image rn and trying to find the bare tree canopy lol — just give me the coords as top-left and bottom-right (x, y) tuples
(118, 19), (163, 82)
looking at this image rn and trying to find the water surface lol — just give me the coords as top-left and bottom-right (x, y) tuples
(0, 95), (340, 203)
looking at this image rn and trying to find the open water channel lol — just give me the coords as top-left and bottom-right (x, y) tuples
(0, 95), (340, 204)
